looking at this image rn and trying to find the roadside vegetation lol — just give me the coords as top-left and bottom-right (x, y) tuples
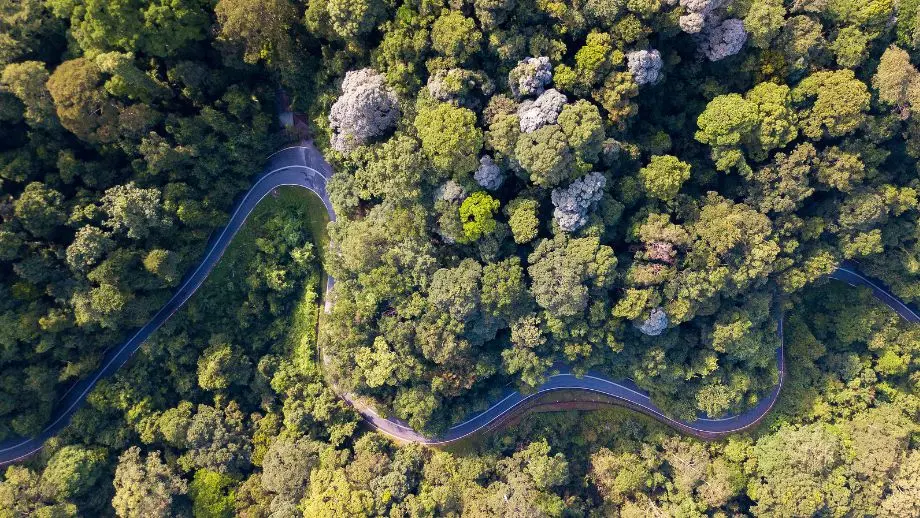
(2, 0), (920, 516)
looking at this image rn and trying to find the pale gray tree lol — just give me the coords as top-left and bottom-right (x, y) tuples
(626, 49), (663, 85)
(700, 18), (748, 61)
(474, 155), (505, 190)
(508, 56), (552, 98)
(637, 307), (669, 336)
(329, 68), (399, 153)
(518, 88), (567, 133)
(550, 171), (606, 232)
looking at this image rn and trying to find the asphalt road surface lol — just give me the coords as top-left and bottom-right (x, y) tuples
(1, 144), (916, 464)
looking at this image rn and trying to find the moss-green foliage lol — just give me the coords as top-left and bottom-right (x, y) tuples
(6, 0), (920, 515)
(414, 101), (483, 177)
(639, 154), (691, 201)
(459, 191), (500, 242)
(188, 470), (236, 518)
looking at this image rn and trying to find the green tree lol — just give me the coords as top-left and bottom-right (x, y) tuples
(0, 466), (78, 517)
(46, 57), (119, 143)
(459, 192), (500, 242)
(872, 45), (920, 109)
(743, 0), (786, 48)
(750, 424), (849, 517)
(100, 183), (169, 240)
(639, 155), (691, 201)
(0, 61), (57, 129)
(260, 436), (322, 504)
(590, 449), (650, 505)
(430, 10), (482, 63)
(695, 93), (759, 172)
(197, 342), (251, 391)
(515, 125), (579, 188)
(214, 0), (297, 67)
(14, 182), (66, 238)
(557, 99), (605, 163)
(112, 447), (188, 518)
(414, 102), (483, 177)
(831, 27), (871, 67)
(481, 257), (531, 321)
(40, 446), (107, 500)
(528, 235), (616, 318)
(792, 69), (870, 139)
(188, 470), (236, 518)
(505, 197), (540, 244)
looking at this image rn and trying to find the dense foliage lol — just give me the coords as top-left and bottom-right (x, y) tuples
(316, 0), (920, 434)
(3, 0), (920, 517)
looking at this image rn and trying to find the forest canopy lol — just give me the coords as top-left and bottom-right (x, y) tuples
(315, 0), (920, 433)
(2, 0), (920, 516)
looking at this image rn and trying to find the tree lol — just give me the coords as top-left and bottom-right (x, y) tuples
(0, 0), (61, 66)
(0, 61), (57, 129)
(750, 424), (849, 517)
(590, 449), (650, 505)
(518, 89), (567, 133)
(505, 197), (540, 244)
(14, 182), (66, 238)
(430, 10), (482, 63)
(695, 93), (758, 172)
(0, 466), (78, 516)
(699, 19), (748, 61)
(427, 259), (483, 324)
(831, 27), (871, 68)
(187, 470), (236, 518)
(94, 52), (169, 103)
(743, 0), (786, 48)
(349, 134), (428, 202)
(551, 171), (606, 231)
(872, 45), (920, 110)
(459, 192), (500, 242)
(515, 125), (579, 188)
(197, 342), (251, 391)
(481, 257), (531, 321)
(792, 69), (870, 139)
(307, 0), (387, 40)
(178, 402), (252, 475)
(500, 440), (569, 490)
(329, 68), (400, 153)
(474, 155), (504, 190)
(414, 101), (482, 177)
(880, 449), (920, 517)
(40, 446), (107, 501)
(426, 68), (492, 106)
(66, 226), (114, 272)
(214, 0), (297, 66)
(100, 183), (169, 240)
(626, 49), (662, 86)
(696, 82), (797, 173)
(46, 57), (119, 143)
(639, 155), (691, 201)
(528, 235), (616, 318)
(112, 447), (188, 518)
(747, 143), (815, 214)
(143, 249), (179, 285)
(260, 436), (322, 505)
(557, 99), (605, 163)
(508, 56), (552, 98)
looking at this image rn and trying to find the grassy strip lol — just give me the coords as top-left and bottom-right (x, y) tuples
(289, 269), (320, 369)
(206, 187), (329, 288)
(201, 186), (329, 366)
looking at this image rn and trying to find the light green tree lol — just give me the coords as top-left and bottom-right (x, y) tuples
(639, 155), (691, 201)
(459, 192), (500, 242)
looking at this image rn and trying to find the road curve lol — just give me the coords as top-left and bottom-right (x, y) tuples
(1, 144), (917, 464)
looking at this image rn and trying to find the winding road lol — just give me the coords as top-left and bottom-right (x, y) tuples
(0, 144), (917, 464)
